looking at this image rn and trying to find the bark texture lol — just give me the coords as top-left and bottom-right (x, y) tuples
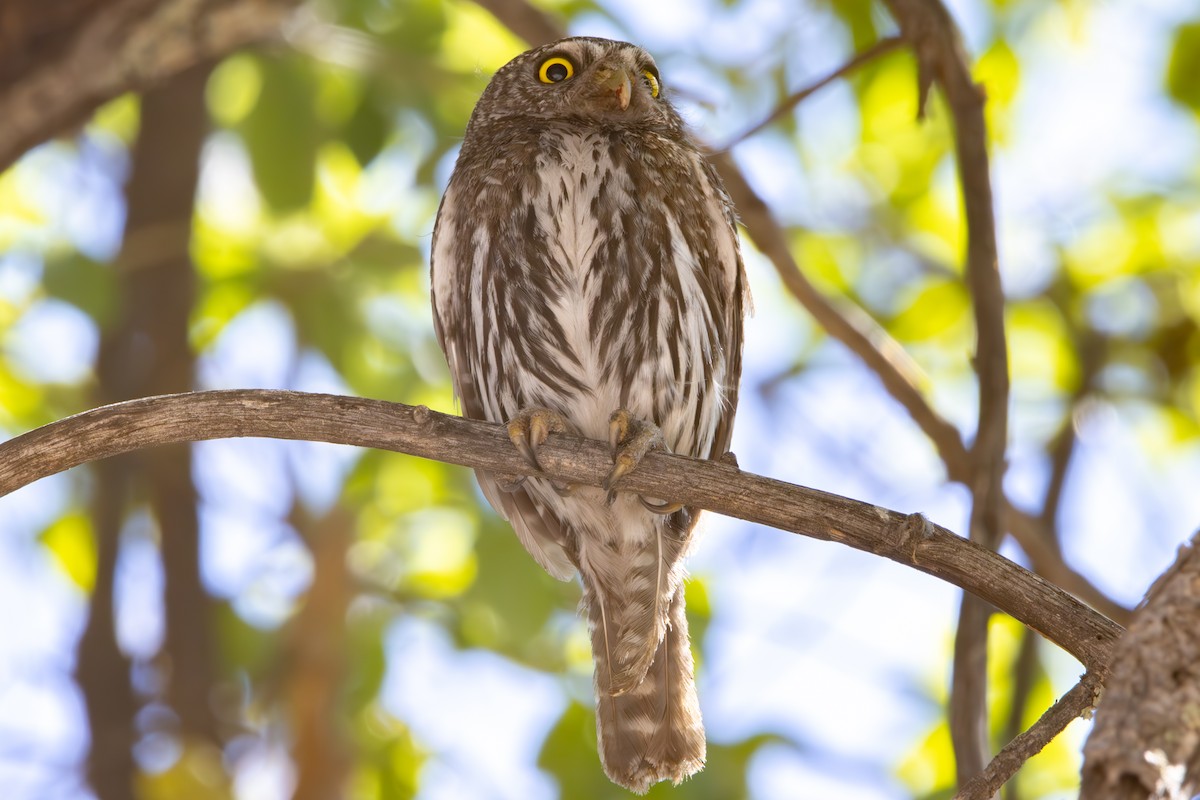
(0, 0), (293, 171)
(0, 389), (1124, 675)
(1081, 532), (1200, 799)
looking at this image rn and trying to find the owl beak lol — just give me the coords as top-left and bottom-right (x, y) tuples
(595, 67), (633, 111)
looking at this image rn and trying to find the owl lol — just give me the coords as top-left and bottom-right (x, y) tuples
(430, 37), (746, 793)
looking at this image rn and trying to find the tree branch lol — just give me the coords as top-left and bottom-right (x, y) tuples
(1081, 530), (1200, 798)
(877, 0), (1010, 783)
(0, 0), (295, 172)
(719, 35), (906, 149)
(1006, 511), (1129, 624)
(0, 390), (1122, 673)
(708, 150), (971, 469)
(956, 672), (1103, 800)
(711, 93), (1130, 627)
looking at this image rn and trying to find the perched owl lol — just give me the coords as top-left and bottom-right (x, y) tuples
(430, 36), (746, 793)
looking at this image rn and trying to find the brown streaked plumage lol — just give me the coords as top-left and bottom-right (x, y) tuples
(430, 36), (747, 793)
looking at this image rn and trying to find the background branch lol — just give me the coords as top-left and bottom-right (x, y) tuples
(0, 389), (1122, 674)
(878, 0), (1010, 784)
(0, 0), (294, 172)
(957, 673), (1103, 800)
(720, 35), (905, 149)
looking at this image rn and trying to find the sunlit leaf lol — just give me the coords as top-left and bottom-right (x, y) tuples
(974, 39), (1020, 108)
(88, 93), (141, 145)
(440, 1), (526, 74)
(1008, 298), (1080, 392)
(38, 511), (96, 591)
(889, 279), (969, 342)
(400, 509), (478, 599)
(795, 232), (862, 294)
(207, 54), (263, 127)
(896, 718), (956, 798)
(0, 363), (44, 425)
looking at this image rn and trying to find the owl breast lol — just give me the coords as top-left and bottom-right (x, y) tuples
(516, 127), (726, 458)
(432, 120), (736, 464)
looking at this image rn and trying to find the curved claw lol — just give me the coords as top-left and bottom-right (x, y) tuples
(511, 435), (544, 473)
(604, 408), (666, 493)
(603, 453), (640, 494)
(639, 496), (683, 515)
(506, 407), (568, 474)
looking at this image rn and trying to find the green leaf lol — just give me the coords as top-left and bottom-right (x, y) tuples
(238, 56), (320, 212)
(344, 92), (391, 166)
(1166, 21), (1200, 112)
(42, 253), (116, 327)
(459, 519), (571, 663)
(214, 600), (279, 678)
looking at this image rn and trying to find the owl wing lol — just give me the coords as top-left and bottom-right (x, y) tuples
(703, 158), (750, 463)
(430, 185), (578, 582)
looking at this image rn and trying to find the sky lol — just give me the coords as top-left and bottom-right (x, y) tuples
(2, 0), (1200, 798)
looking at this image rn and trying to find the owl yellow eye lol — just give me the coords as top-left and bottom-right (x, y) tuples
(643, 70), (660, 98)
(538, 57), (575, 84)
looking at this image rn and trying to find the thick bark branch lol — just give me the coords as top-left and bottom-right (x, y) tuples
(0, 390), (1121, 673)
(1081, 531), (1200, 799)
(0, 0), (294, 172)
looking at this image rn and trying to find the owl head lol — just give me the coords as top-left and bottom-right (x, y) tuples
(467, 37), (684, 133)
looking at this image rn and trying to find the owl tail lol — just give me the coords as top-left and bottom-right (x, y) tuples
(578, 516), (691, 697)
(592, 588), (705, 794)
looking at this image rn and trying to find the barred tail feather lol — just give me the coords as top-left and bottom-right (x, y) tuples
(579, 514), (690, 695)
(594, 589), (704, 794)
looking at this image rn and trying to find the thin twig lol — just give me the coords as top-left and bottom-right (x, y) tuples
(1041, 328), (1106, 531)
(719, 36), (905, 149)
(955, 673), (1102, 800)
(1000, 629), (1041, 800)
(0, 389), (1123, 672)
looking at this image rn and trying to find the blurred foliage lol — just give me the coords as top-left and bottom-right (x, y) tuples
(3, 0), (1200, 798)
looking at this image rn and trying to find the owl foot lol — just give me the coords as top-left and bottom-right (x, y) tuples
(604, 409), (684, 514)
(502, 407), (576, 496)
